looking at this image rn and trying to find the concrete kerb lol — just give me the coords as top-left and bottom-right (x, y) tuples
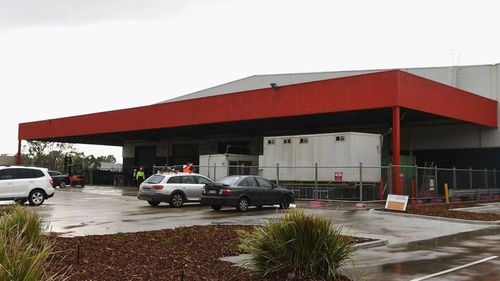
(371, 209), (500, 225)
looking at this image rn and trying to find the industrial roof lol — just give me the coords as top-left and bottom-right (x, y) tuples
(18, 70), (497, 146)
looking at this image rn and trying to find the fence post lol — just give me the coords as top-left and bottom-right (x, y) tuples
(434, 166), (438, 198)
(453, 166), (457, 190)
(359, 162), (363, 202)
(213, 163), (216, 181)
(484, 168), (489, 190)
(469, 167), (473, 189)
(388, 164), (393, 194)
(494, 169), (497, 189)
(276, 163), (280, 187)
(415, 165), (419, 199)
(314, 163), (318, 200)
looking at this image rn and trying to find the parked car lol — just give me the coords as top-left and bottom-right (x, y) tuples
(0, 166), (55, 206)
(137, 172), (213, 207)
(200, 175), (294, 212)
(48, 170), (70, 188)
(70, 173), (85, 187)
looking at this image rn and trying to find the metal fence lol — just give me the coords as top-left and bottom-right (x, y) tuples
(152, 163), (500, 202)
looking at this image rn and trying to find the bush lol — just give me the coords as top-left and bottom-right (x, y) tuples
(239, 209), (355, 280)
(0, 205), (62, 281)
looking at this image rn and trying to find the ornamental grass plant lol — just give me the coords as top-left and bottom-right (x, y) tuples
(0, 205), (64, 281)
(239, 209), (355, 280)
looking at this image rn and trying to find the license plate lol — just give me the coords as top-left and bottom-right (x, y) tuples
(209, 190), (217, 195)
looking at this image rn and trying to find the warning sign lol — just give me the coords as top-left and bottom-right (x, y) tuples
(385, 194), (409, 211)
(334, 171), (343, 182)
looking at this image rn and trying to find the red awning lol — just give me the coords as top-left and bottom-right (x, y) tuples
(19, 70), (497, 142)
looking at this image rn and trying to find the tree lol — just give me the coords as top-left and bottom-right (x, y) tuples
(22, 141), (75, 170)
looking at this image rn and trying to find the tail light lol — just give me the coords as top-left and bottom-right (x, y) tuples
(152, 185), (164, 190)
(219, 188), (231, 196)
(48, 179), (53, 185)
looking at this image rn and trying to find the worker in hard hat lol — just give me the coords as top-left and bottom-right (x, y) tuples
(183, 162), (194, 173)
(136, 166), (146, 188)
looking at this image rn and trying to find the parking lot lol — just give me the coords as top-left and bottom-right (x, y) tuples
(23, 186), (500, 280)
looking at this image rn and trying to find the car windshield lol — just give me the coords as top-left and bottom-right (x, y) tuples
(216, 176), (240, 186)
(145, 175), (165, 184)
(49, 171), (62, 176)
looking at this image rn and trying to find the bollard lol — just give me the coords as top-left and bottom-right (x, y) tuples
(444, 183), (449, 203)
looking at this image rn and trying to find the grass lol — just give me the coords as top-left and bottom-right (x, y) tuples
(0, 204), (65, 281)
(239, 209), (355, 280)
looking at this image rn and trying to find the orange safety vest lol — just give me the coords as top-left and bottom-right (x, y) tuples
(183, 164), (193, 173)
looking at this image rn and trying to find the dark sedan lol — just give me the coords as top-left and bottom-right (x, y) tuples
(48, 170), (70, 188)
(200, 175), (294, 212)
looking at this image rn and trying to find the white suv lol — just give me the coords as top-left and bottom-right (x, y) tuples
(138, 172), (213, 207)
(0, 166), (55, 206)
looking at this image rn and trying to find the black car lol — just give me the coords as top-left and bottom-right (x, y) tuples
(48, 170), (70, 188)
(201, 175), (294, 212)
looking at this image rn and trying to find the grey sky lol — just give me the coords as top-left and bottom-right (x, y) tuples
(1, 0), (500, 161)
(0, 0), (191, 31)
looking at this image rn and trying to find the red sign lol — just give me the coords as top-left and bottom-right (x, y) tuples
(334, 171), (343, 181)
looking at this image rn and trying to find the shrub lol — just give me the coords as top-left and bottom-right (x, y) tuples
(239, 209), (355, 280)
(0, 205), (63, 281)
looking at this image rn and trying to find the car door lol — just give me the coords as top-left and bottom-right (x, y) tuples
(238, 177), (263, 206)
(0, 168), (17, 198)
(182, 175), (201, 201)
(255, 177), (278, 205)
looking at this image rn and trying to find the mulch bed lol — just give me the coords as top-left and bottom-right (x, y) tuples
(384, 200), (500, 221)
(45, 225), (359, 281)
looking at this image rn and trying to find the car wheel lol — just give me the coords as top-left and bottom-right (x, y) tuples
(148, 201), (160, 207)
(236, 197), (249, 212)
(211, 205), (222, 211)
(170, 193), (184, 208)
(58, 181), (66, 188)
(279, 196), (290, 209)
(28, 189), (45, 206)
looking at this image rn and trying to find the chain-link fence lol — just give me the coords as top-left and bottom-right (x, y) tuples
(149, 163), (500, 202)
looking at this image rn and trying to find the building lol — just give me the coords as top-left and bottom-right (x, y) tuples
(18, 64), (499, 194)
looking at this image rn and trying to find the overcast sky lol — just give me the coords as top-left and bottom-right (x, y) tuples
(1, 0), (500, 162)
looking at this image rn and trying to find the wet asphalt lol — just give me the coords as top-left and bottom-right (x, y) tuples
(24, 186), (500, 280)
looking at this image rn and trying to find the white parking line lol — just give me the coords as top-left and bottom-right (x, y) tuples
(410, 256), (498, 281)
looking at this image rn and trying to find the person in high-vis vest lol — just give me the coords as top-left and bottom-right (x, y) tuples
(136, 167), (145, 188)
(132, 168), (137, 187)
(183, 162), (194, 173)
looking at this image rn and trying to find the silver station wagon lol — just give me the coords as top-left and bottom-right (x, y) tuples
(137, 172), (213, 207)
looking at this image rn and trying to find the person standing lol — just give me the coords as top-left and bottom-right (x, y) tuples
(136, 167), (145, 188)
(131, 168), (137, 187)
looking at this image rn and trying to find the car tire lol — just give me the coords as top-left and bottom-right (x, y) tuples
(279, 196), (291, 209)
(170, 193), (184, 208)
(58, 181), (66, 188)
(148, 201), (160, 207)
(236, 197), (249, 212)
(211, 205), (222, 211)
(28, 189), (45, 206)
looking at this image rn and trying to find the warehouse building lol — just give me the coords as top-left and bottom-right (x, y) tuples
(18, 64), (499, 194)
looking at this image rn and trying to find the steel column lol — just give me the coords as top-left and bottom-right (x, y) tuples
(392, 106), (401, 195)
(16, 139), (22, 165)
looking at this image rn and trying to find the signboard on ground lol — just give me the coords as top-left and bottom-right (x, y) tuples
(385, 194), (409, 211)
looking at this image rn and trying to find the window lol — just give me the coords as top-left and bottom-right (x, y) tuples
(238, 177), (258, 187)
(16, 169), (44, 179)
(267, 139), (275, 145)
(299, 138), (308, 144)
(181, 176), (196, 184)
(167, 176), (182, 184)
(255, 177), (273, 188)
(335, 136), (345, 142)
(0, 169), (15, 180)
(49, 171), (62, 176)
(145, 175), (165, 184)
(196, 176), (212, 184)
(283, 138), (291, 144)
(217, 176), (240, 186)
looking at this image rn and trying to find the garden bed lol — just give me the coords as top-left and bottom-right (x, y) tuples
(45, 225), (367, 281)
(385, 200), (500, 221)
